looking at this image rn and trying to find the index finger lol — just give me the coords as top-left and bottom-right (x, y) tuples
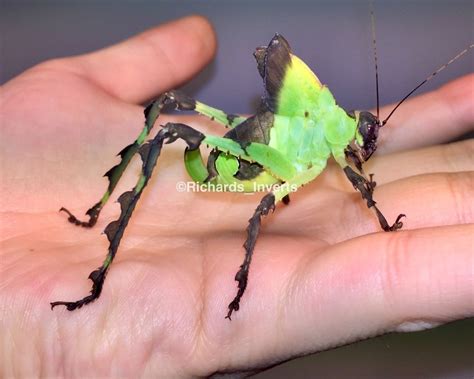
(376, 73), (473, 154)
(52, 15), (217, 104)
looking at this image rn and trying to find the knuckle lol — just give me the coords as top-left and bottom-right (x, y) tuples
(441, 139), (474, 172)
(380, 231), (414, 311)
(443, 171), (474, 225)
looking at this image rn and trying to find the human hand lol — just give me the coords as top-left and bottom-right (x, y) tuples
(1, 15), (473, 378)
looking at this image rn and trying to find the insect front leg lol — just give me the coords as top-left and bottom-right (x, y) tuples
(51, 123), (205, 311)
(344, 145), (377, 193)
(335, 148), (404, 232)
(343, 166), (405, 232)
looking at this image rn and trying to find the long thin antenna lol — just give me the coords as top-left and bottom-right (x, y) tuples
(382, 43), (474, 126)
(370, 2), (380, 120)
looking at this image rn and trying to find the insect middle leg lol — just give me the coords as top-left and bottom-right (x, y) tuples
(226, 192), (276, 320)
(60, 90), (245, 228)
(226, 163), (327, 320)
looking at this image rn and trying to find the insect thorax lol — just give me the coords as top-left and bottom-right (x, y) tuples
(270, 90), (358, 172)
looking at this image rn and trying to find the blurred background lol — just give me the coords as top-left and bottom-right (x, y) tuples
(1, 0), (473, 378)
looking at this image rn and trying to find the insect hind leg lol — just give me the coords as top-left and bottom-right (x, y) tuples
(51, 123), (205, 311)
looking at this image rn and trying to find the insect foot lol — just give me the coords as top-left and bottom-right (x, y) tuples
(50, 267), (106, 311)
(384, 213), (406, 232)
(226, 193), (276, 320)
(59, 203), (101, 228)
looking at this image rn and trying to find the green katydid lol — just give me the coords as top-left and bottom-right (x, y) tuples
(51, 28), (473, 320)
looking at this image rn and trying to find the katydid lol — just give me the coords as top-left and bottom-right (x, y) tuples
(51, 27), (472, 320)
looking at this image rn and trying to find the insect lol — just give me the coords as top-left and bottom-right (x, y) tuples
(50, 15), (472, 320)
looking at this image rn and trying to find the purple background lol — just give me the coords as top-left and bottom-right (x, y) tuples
(1, 1), (473, 378)
(2, 1), (473, 114)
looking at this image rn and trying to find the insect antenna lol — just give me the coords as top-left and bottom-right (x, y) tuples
(370, 3), (380, 120)
(382, 43), (474, 126)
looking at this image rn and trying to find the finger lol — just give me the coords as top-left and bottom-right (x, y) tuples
(286, 224), (474, 356)
(339, 171), (474, 237)
(376, 73), (474, 154)
(207, 224), (473, 371)
(364, 139), (474, 185)
(52, 15), (216, 104)
(270, 170), (474, 243)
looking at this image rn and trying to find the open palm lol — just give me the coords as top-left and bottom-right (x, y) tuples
(1, 16), (473, 378)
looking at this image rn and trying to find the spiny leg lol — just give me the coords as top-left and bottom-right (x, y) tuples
(344, 145), (377, 191)
(226, 193), (275, 320)
(343, 166), (405, 232)
(51, 130), (169, 310)
(194, 99), (246, 128)
(61, 90), (244, 228)
(345, 145), (364, 173)
(60, 93), (177, 227)
(51, 123), (205, 311)
(337, 148), (398, 231)
(226, 163), (327, 320)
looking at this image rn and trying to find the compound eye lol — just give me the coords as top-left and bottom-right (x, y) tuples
(361, 122), (372, 139)
(367, 123), (375, 137)
(364, 121), (379, 140)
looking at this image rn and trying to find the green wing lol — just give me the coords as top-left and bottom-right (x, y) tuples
(257, 34), (335, 118)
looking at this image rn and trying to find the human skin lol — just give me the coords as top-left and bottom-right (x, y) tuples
(0, 15), (473, 378)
